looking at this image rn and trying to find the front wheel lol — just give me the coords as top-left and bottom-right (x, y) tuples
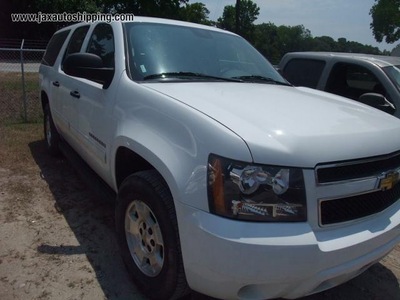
(115, 171), (189, 300)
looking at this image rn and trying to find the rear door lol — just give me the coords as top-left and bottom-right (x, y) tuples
(40, 29), (70, 134)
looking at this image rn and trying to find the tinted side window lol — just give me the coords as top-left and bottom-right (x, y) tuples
(326, 63), (387, 100)
(283, 58), (325, 88)
(42, 30), (70, 66)
(63, 25), (90, 62)
(86, 23), (114, 68)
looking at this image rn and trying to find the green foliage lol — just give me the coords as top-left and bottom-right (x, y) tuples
(217, 6), (236, 32)
(34, 0), (101, 13)
(370, 0), (400, 43)
(214, 1), (385, 65)
(253, 23), (280, 64)
(251, 23), (383, 65)
(180, 2), (210, 25)
(217, 0), (260, 42)
(103, 0), (187, 18)
(392, 44), (400, 56)
(277, 25), (313, 53)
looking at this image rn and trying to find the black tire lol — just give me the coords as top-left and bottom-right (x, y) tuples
(115, 170), (189, 300)
(43, 104), (61, 156)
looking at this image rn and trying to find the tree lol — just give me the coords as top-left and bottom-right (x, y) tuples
(217, 0), (260, 42)
(180, 2), (210, 25)
(103, 0), (187, 19)
(392, 44), (400, 56)
(253, 23), (280, 64)
(312, 36), (337, 51)
(34, 0), (100, 13)
(218, 5), (235, 32)
(276, 25), (312, 54)
(370, 0), (400, 43)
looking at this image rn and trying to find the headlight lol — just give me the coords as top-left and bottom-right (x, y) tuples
(207, 155), (307, 222)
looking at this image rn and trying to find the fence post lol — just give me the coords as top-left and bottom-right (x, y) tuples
(20, 39), (27, 122)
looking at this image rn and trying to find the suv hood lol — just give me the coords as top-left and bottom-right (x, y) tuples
(143, 82), (400, 167)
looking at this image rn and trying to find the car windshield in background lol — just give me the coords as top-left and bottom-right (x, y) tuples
(124, 22), (287, 84)
(384, 65), (400, 91)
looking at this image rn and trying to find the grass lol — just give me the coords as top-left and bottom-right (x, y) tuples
(0, 72), (42, 124)
(0, 72), (39, 92)
(0, 122), (42, 171)
(0, 122), (44, 223)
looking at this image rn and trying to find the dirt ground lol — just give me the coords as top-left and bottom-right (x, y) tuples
(1, 123), (400, 300)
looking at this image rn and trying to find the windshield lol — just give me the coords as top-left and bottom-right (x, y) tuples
(124, 22), (286, 84)
(384, 65), (400, 91)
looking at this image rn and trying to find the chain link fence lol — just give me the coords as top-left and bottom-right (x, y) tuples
(0, 39), (47, 124)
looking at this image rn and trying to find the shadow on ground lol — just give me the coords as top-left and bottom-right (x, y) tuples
(29, 139), (145, 299)
(29, 139), (400, 300)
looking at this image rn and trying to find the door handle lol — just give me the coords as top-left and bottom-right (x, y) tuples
(52, 81), (60, 87)
(70, 90), (80, 99)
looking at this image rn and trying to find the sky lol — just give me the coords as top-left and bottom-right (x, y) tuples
(198, 0), (396, 52)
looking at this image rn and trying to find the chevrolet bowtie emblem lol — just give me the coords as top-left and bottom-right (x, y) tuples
(378, 171), (400, 191)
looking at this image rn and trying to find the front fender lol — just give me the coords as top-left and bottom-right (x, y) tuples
(110, 78), (252, 211)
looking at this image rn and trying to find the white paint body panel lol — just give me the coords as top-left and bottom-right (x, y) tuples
(39, 18), (400, 300)
(143, 82), (400, 167)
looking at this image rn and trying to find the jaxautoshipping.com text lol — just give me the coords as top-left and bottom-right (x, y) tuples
(11, 12), (135, 23)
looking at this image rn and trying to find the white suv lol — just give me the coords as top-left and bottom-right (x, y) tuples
(39, 17), (400, 300)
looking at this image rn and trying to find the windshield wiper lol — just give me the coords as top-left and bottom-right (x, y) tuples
(232, 75), (291, 86)
(143, 72), (242, 82)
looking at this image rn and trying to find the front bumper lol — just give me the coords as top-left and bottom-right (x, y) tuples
(177, 200), (400, 300)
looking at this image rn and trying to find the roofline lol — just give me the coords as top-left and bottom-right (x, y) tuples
(283, 51), (400, 67)
(53, 16), (238, 37)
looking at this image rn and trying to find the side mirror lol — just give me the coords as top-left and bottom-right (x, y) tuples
(358, 92), (396, 115)
(63, 53), (114, 89)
